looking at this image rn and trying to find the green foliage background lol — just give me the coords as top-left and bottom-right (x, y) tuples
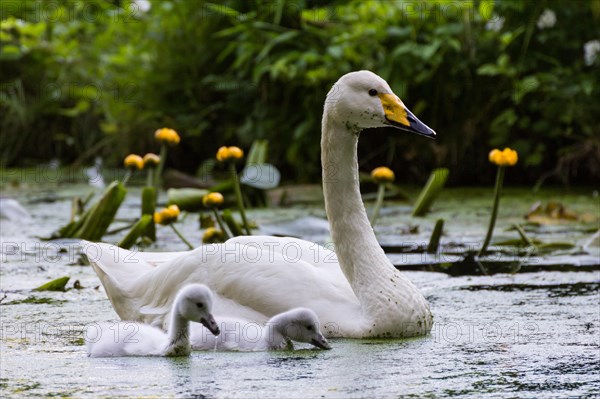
(1, 0), (599, 185)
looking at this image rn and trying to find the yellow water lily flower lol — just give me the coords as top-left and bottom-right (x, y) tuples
(203, 192), (224, 208)
(371, 166), (395, 184)
(216, 146), (244, 162)
(202, 227), (225, 244)
(154, 204), (181, 225)
(155, 128), (180, 146)
(489, 148), (518, 167)
(166, 204), (180, 218)
(124, 154), (144, 170)
(143, 153), (160, 167)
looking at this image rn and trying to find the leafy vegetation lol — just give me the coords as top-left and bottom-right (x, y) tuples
(33, 276), (70, 292)
(1, 0), (598, 185)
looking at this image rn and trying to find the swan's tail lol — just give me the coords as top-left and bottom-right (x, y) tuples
(80, 241), (154, 320)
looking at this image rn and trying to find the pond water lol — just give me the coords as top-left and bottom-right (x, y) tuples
(1, 184), (598, 397)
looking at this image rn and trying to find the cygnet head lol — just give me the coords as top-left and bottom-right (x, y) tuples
(324, 70), (436, 138)
(273, 308), (331, 350)
(175, 284), (220, 335)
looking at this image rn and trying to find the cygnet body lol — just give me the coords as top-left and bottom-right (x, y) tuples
(191, 308), (331, 351)
(87, 284), (220, 357)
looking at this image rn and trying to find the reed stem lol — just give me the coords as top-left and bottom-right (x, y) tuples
(229, 163), (251, 235)
(170, 223), (194, 250)
(479, 166), (505, 257)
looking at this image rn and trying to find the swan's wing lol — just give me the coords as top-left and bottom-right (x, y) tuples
(120, 236), (340, 271)
(82, 240), (191, 273)
(82, 241), (156, 320)
(225, 236), (340, 271)
(85, 238), (362, 336)
(133, 250), (192, 267)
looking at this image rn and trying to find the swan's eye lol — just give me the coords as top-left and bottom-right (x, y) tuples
(196, 303), (204, 308)
(368, 89), (378, 97)
(306, 325), (313, 331)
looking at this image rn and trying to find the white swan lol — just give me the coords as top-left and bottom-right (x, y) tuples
(191, 307), (331, 351)
(86, 284), (220, 357)
(84, 70), (435, 338)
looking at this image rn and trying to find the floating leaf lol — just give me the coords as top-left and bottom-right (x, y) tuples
(259, 216), (330, 238)
(494, 238), (542, 247)
(240, 163), (281, 190)
(2, 296), (66, 305)
(537, 242), (576, 251)
(33, 276), (70, 292)
(525, 201), (580, 224)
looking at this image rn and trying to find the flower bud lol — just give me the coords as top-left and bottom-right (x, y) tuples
(124, 154), (144, 170)
(371, 166), (395, 184)
(216, 146), (244, 162)
(143, 153), (160, 167)
(155, 128), (180, 146)
(202, 227), (225, 244)
(203, 192), (225, 208)
(489, 148), (518, 167)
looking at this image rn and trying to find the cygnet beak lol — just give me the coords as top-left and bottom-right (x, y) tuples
(311, 333), (332, 350)
(201, 315), (220, 336)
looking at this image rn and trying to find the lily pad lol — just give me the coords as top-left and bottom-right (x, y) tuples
(33, 276), (70, 292)
(259, 216), (330, 238)
(240, 163), (281, 190)
(1, 296), (66, 305)
(525, 200), (582, 224)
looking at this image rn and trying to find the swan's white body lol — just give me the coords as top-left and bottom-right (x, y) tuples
(85, 70), (435, 338)
(191, 308), (331, 351)
(86, 284), (219, 357)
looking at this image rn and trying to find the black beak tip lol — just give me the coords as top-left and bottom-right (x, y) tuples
(384, 118), (437, 140)
(201, 317), (220, 335)
(311, 338), (332, 350)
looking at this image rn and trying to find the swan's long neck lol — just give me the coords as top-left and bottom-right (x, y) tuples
(321, 113), (426, 333)
(165, 307), (191, 356)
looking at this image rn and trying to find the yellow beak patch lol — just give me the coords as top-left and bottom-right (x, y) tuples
(378, 93), (409, 127)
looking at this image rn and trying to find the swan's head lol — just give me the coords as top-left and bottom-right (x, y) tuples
(175, 284), (220, 335)
(325, 70), (436, 138)
(273, 308), (331, 350)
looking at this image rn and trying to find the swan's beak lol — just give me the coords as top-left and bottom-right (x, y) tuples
(311, 333), (332, 350)
(379, 93), (436, 139)
(201, 315), (220, 336)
